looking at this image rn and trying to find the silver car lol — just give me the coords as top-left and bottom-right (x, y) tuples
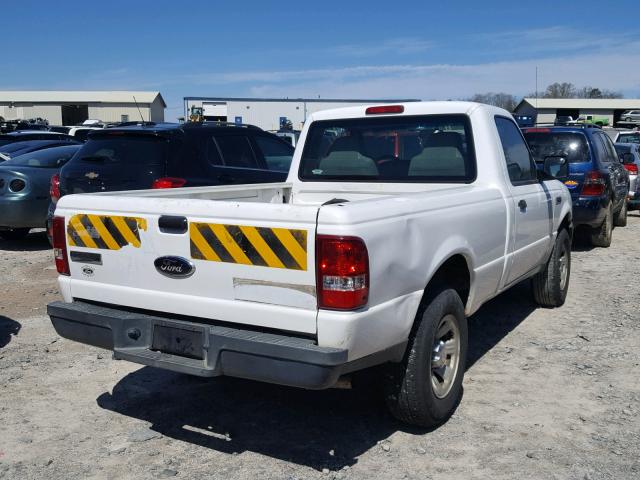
(615, 143), (640, 210)
(621, 110), (640, 123)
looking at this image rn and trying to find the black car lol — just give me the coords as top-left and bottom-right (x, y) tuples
(0, 131), (76, 147)
(0, 139), (82, 162)
(58, 122), (294, 194)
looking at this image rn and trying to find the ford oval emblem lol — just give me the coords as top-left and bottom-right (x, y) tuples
(154, 256), (195, 279)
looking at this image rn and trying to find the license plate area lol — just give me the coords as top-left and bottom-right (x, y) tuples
(151, 324), (204, 360)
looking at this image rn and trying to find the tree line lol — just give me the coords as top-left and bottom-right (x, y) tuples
(468, 82), (624, 112)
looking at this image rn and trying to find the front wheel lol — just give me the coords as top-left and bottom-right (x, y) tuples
(0, 228), (30, 241)
(532, 229), (571, 307)
(590, 201), (613, 247)
(614, 200), (627, 227)
(384, 288), (467, 427)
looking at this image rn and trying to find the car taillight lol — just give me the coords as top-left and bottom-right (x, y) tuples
(316, 235), (369, 310)
(52, 215), (69, 276)
(152, 177), (187, 189)
(581, 171), (606, 196)
(50, 173), (61, 202)
(365, 105), (404, 115)
(623, 163), (638, 175)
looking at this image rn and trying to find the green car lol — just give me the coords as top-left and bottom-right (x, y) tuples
(576, 115), (609, 126)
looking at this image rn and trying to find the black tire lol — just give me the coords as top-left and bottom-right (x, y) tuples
(532, 229), (571, 307)
(0, 228), (30, 241)
(590, 202), (613, 247)
(614, 200), (628, 227)
(384, 288), (467, 427)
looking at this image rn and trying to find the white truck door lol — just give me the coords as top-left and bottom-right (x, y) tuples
(495, 117), (552, 285)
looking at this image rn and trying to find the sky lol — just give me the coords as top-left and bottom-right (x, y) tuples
(2, 0), (639, 121)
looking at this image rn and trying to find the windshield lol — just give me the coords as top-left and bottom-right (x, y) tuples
(299, 114), (476, 182)
(617, 133), (640, 144)
(69, 135), (167, 166)
(524, 132), (590, 164)
(1, 145), (80, 168)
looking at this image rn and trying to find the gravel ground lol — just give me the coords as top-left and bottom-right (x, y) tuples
(1, 219), (639, 480)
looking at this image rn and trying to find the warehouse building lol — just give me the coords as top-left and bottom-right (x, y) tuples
(513, 98), (640, 125)
(183, 97), (420, 131)
(0, 91), (166, 125)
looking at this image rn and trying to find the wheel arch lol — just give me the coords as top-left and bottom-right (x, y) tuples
(421, 253), (472, 313)
(559, 211), (573, 237)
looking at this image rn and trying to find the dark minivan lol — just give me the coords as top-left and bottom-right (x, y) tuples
(47, 122), (294, 237)
(55, 122), (294, 195)
(523, 125), (629, 247)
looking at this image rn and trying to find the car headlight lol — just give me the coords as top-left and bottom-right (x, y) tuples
(9, 179), (26, 192)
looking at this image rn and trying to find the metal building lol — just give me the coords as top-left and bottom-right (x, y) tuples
(0, 91), (166, 125)
(183, 97), (420, 131)
(514, 98), (640, 126)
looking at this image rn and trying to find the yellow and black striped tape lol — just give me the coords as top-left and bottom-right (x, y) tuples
(67, 214), (147, 250)
(190, 223), (307, 270)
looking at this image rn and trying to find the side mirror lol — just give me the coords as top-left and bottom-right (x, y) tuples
(506, 162), (522, 180)
(621, 152), (634, 164)
(543, 155), (569, 179)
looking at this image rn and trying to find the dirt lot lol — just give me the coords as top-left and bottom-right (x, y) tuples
(1, 219), (639, 480)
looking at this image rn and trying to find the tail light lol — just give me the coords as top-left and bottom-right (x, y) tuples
(623, 163), (638, 175)
(152, 177), (186, 189)
(316, 235), (369, 310)
(52, 216), (69, 275)
(50, 173), (61, 202)
(581, 171), (606, 196)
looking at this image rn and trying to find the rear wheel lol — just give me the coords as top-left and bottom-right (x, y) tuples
(0, 228), (30, 241)
(614, 200), (628, 227)
(590, 202), (613, 247)
(532, 229), (571, 307)
(384, 288), (467, 427)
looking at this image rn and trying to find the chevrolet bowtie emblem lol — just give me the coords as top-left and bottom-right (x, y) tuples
(85, 172), (99, 179)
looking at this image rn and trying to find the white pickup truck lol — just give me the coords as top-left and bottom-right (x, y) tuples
(47, 102), (573, 427)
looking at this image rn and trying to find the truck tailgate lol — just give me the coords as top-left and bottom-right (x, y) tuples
(56, 194), (320, 334)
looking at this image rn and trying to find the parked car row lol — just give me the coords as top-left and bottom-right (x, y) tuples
(522, 123), (632, 247)
(0, 121), (295, 241)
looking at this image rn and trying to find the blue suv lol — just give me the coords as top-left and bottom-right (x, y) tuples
(523, 125), (629, 247)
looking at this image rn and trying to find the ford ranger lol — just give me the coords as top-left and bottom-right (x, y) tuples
(47, 102), (573, 427)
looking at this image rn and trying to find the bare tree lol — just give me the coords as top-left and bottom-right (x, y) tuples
(576, 86), (623, 99)
(468, 92), (519, 111)
(543, 82), (576, 98)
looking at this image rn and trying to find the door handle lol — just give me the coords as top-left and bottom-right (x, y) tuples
(518, 199), (527, 211)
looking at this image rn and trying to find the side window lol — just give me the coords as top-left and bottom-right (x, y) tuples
(214, 135), (259, 169)
(495, 117), (537, 184)
(254, 135), (294, 171)
(600, 133), (619, 164)
(205, 137), (223, 165)
(591, 133), (608, 163)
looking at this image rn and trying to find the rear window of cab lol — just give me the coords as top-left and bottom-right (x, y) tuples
(298, 114), (476, 183)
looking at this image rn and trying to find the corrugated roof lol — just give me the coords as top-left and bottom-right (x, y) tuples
(518, 98), (640, 110)
(0, 91), (166, 107)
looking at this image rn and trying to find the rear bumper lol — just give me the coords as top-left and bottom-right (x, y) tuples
(573, 197), (607, 228)
(0, 195), (47, 229)
(47, 300), (348, 389)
